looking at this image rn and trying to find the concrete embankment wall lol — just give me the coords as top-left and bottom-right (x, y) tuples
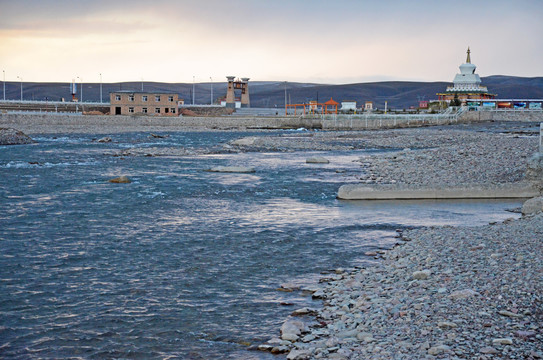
(337, 184), (540, 200)
(320, 115), (463, 130)
(460, 110), (543, 122)
(0, 113), (321, 130)
(321, 110), (543, 130)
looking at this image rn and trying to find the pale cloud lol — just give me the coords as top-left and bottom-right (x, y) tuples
(0, 0), (541, 83)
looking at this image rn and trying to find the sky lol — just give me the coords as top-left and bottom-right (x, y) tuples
(1, 0), (542, 84)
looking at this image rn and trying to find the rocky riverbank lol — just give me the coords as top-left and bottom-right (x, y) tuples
(275, 213), (542, 359)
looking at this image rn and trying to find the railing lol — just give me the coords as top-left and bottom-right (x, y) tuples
(2, 110), (83, 116)
(0, 100), (109, 106)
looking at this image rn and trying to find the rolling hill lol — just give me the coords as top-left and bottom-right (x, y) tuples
(2, 76), (542, 110)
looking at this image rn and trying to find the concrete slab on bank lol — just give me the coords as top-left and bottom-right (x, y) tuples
(337, 184), (540, 200)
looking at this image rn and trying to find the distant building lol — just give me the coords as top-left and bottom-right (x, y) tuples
(364, 101), (374, 111)
(324, 98), (339, 114)
(341, 101), (357, 112)
(437, 48), (496, 102)
(419, 100), (429, 109)
(110, 91), (179, 116)
(225, 77), (250, 108)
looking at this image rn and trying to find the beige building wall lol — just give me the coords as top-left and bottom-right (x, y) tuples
(110, 92), (179, 116)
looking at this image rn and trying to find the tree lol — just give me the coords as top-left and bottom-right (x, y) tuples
(450, 93), (461, 107)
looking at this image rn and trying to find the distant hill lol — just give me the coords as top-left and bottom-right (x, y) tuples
(2, 76), (542, 109)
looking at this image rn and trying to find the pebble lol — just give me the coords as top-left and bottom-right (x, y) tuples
(492, 338), (513, 345)
(428, 345), (450, 355)
(437, 321), (457, 329)
(448, 289), (479, 300)
(480, 346), (499, 354)
(498, 310), (523, 318)
(287, 349), (312, 360)
(412, 269), (431, 280)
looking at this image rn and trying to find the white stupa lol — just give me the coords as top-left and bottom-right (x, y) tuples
(437, 48), (495, 101)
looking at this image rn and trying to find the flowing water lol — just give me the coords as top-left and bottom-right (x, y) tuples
(0, 131), (522, 359)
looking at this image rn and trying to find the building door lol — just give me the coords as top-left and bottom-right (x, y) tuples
(115, 107), (121, 115)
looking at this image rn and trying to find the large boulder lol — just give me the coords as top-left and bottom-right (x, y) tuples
(306, 157), (329, 164)
(108, 176), (131, 184)
(280, 318), (307, 342)
(521, 196), (543, 215)
(0, 128), (34, 145)
(206, 166), (255, 173)
(231, 137), (257, 146)
(97, 136), (112, 143)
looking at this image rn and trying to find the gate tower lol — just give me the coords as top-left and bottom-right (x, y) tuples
(225, 76), (250, 108)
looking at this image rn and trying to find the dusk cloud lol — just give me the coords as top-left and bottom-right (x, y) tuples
(0, 0), (541, 83)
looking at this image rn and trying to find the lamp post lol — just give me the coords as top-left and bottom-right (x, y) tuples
(77, 76), (83, 102)
(284, 81), (287, 112)
(100, 73), (103, 103)
(539, 123), (543, 154)
(210, 77), (213, 105)
(16, 76), (23, 101)
(192, 76), (195, 105)
(2, 70), (5, 101)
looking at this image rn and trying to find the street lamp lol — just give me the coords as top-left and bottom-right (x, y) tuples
(77, 76), (83, 102)
(2, 70), (5, 101)
(100, 73), (103, 103)
(16, 76), (23, 101)
(284, 81), (287, 108)
(210, 77), (213, 105)
(192, 76), (195, 105)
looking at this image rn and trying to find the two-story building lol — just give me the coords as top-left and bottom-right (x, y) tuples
(109, 91), (179, 116)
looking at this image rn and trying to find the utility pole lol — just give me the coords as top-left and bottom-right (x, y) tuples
(77, 77), (83, 102)
(284, 81), (287, 108)
(16, 76), (22, 101)
(2, 70), (5, 101)
(100, 73), (103, 103)
(539, 123), (543, 154)
(192, 76), (195, 105)
(210, 77), (213, 105)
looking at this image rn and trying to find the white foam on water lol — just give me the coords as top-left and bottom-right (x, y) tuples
(1, 160), (99, 169)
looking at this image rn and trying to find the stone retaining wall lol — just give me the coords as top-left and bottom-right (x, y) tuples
(180, 106), (234, 117)
(1, 110), (541, 132)
(0, 113), (320, 130)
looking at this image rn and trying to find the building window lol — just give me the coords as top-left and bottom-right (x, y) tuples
(165, 108), (170, 113)
(115, 95), (121, 101)
(128, 107), (134, 113)
(171, 108), (176, 114)
(129, 95), (135, 101)
(155, 108), (160, 113)
(155, 95), (161, 102)
(168, 96), (174, 102)
(142, 95), (148, 102)
(142, 107), (148, 113)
